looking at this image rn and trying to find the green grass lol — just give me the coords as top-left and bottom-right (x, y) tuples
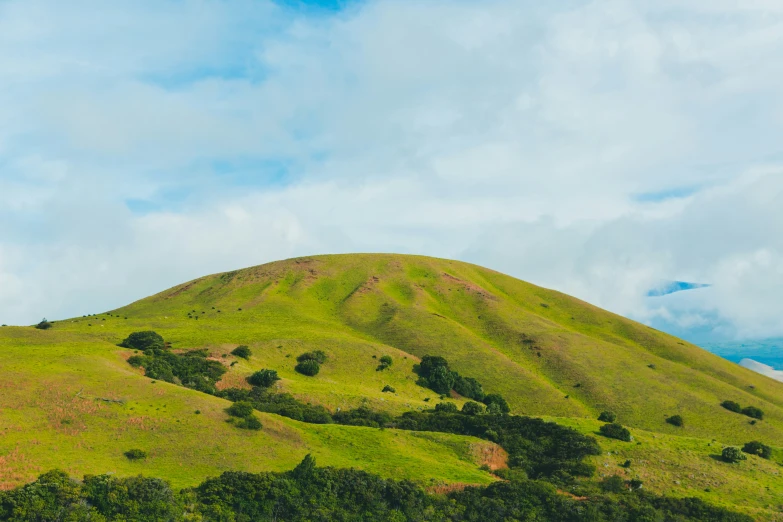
(3, 253), (783, 518)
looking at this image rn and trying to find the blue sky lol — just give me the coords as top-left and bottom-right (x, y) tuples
(0, 0), (782, 344)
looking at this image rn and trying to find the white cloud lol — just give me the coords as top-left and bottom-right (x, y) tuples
(0, 0), (781, 343)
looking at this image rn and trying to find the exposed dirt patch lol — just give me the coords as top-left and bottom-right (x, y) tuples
(165, 280), (199, 299)
(472, 443), (508, 471)
(441, 273), (497, 300)
(357, 275), (381, 294)
(216, 371), (252, 391)
(557, 490), (588, 501)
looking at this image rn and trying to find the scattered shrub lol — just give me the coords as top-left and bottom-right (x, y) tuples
(118, 331), (164, 351)
(297, 350), (327, 364)
(453, 375), (485, 401)
(598, 411), (616, 422)
(226, 401), (254, 418)
(231, 345), (251, 359)
(741, 406), (764, 420)
(600, 475), (625, 493)
(377, 355), (393, 371)
(434, 402), (458, 413)
(34, 318), (52, 330)
(295, 360), (320, 377)
(741, 441), (772, 459)
(628, 478), (643, 490)
(247, 369), (280, 388)
(235, 414), (262, 430)
(194, 410), (201, 415)
(621, 459), (632, 468)
(721, 446), (746, 463)
(461, 401), (485, 416)
(382, 385), (396, 393)
(599, 423), (632, 442)
(721, 400), (742, 413)
(666, 415), (684, 427)
(124, 449), (147, 461)
(483, 394), (510, 414)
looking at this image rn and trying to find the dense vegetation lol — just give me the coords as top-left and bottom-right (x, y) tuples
(0, 458), (752, 522)
(127, 347), (226, 394)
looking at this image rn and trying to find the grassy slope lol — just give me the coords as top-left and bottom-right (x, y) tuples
(0, 327), (497, 490)
(3, 253), (783, 518)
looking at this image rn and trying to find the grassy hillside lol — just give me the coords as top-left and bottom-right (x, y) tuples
(2, 253), (783, 519)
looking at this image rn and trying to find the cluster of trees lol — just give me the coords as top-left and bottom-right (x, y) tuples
(217, 386), (333, 425)
(721, 400), (764, 420)
(0, 458), (752, 521)
(295, 350), (327, 376)
(415, 355), (509, 414)
(121, 331), (226, 394)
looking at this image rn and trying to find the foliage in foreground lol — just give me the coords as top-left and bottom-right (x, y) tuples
(0, 457), (753, 522)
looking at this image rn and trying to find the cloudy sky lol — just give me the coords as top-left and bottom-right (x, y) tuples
(1, 0), (781, 344)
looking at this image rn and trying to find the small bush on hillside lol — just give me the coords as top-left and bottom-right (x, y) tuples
(124, 449), (147, 461)
(427, 366), (456, 395)
(741, 406), (764, 420)
(742, 441), (772, 459)
(435, 402), (458, 413)
(235, 414), (262, 430)
(119, 331), (164, 351)
(295, 360), (320, 376)
(247, 369), (280, 388)
(377, 355), (393, 371)
(483, 394), (510, 414)
(453, 376), (485, 401)
(600, 475), (626, 493)
(226, 401), (254, 418)
(721, 400), (742, 413)
(599, 423), (632, 442)
(461, 401), (485, 416)
(382, 385), (395, 393)
(231, 345), (251, 359)
(297, 350), (327, 364)
(34, 318), (52, 330)
(598, 411), (616, 422)
(721, 446), (746, 463)
(666, 415), (684, 427)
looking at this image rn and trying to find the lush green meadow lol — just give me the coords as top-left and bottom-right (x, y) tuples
(2, 253), (782, 519)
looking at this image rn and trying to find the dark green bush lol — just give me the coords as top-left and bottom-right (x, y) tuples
(483, 394), (510, 414)
(34, 318), (52, 330)
(453, 375), (485, 401)
(333, 406), (392, 428)
(381, 385), (395, 393)
(599, 423), (632, 442)
(231, 345), (251, 359)
(218, 387), (333, 424)
(126, 348), (226, 394)
(226, 401), (254, 418)
(461, 401), (485, 416)
(295, 359), (320, 376)
(721, 400), (742, 413)
(235, 414), (262, 430)
(600, 475), (626, 493)
(435, 402), (458, 413)
(118, 331), (164, 351)
(297, 350), (327, 364)
(741, 406), (764, 420)
(741, 441), (772, 459)
(377, 355), (393, 371)
(124, 449), (147, 461)
(666, 415), (684, 427)
(721, 446), (746, 463)
(247, 369), (280, 388)
(598, 411), (616, 422)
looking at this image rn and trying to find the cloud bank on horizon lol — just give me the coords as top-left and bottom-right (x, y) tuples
(0, 0), (781, 343)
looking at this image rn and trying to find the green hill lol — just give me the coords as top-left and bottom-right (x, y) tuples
(2, 253), (782, 519)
